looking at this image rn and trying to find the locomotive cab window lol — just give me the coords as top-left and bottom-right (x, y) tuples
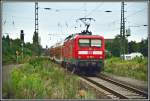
(79, 39), (90, 46)
(78, 38), (102, 47)
(91, 39), (101, 47)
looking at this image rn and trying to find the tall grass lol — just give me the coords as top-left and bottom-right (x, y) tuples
(4, 57), (96, 99)
(104, 57), (148, 81)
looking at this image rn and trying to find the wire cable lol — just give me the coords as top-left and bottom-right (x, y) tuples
(85, 2), (104, 18)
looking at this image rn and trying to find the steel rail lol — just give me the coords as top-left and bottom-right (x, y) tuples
(99, 73), (148, 98)
(82, 76), (128, 99)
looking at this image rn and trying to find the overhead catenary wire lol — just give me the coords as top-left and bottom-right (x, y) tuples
(67, 3), (102, 33)
(85, 2), (104, 18)
(4, 2), (147, 45)
(69, 4), (85, 30)
(51, 3), (86, 35)
(126, 7), (146, 18)
(109, 6), (146, 26)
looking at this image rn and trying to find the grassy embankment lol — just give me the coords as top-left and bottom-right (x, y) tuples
(3, 57), (96, 99)
(104, 57), (148, 81)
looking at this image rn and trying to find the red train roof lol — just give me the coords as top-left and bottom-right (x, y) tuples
(74, 34), (104, 39)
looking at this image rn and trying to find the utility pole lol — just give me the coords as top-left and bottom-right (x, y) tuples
(120, 1), (130, 60)
(35, 2), (39, 34)
(120, 1), (125, 60)
(34, 2), (40, 56)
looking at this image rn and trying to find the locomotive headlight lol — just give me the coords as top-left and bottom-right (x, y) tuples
(78, 51), (88, 54)
(90, 56), (93, 58)
(78, 56), (81, 59)
(93, 51), (102, 55)
(87, 56), (89, 58)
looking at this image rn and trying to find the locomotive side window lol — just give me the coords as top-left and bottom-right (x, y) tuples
(79, 39), (90, 46)
(91, 39), (101, 47)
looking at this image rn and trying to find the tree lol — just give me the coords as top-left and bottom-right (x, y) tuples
(2, 37), (22, 64)
(6, 35), (10, 47)
(139, 38), (148, 57)
(128, 41), (139, 53)
(33, 31), (39, 45)
(111, 35), (128, 57)
(2, 33), (44, 64)
(32, 32), (41, 56)
(111, 35), (121, 57)
(127, 38), (148, 57)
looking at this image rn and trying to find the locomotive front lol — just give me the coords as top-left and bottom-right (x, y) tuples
(74, 35), (105, 74)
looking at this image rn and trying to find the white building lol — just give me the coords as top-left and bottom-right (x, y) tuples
(121, 52), (144, 60)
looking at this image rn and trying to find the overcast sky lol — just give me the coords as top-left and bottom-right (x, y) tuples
(2, 1), (148, 48)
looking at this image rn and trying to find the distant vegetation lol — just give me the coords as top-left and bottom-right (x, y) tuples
(105, 35), (148, 58)
(104, 57), (148, 81)
(3, 57), (96, 99)
(104, 35), (148, 81)
(2, 35), (43, 65)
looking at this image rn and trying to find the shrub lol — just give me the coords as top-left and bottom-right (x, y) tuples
(104, 57), (148, 81)
(7, 57), (96, 99)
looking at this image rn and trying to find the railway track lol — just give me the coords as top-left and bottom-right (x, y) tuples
(52, 61), (148, 99)
(81, 74), (148, 99)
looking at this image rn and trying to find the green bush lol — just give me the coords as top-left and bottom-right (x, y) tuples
(6, 57), (95, 99)
(104, 57), (148, 81)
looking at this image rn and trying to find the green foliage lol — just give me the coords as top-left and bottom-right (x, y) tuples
(105, 50), (112, 58)
(109, 35), (128, 57)
(2, 35), (43, 64)
(11, 66), (45, 98)
(2, 36), (21, 64)
(105, 41), (112, 52)
(111, 35), (121, 57)
(33, 32), (39, 45)
(128, 41), (139, 53)
(32, 32), (42, 56)
(128, 38), (148, 57)
(139, 38), (148, 57)
(6, 57), (96, 99)
(105, 41), (113, 58)
(107, 35), (148, 57)
(104, 57), (148, 81)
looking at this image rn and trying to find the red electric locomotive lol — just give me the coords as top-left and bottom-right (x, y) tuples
(62, 32), (105, 74)
(49, 17), (105, 74)
(49, 31), (105, 74)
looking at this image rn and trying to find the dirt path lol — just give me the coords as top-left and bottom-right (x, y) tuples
(2, 64), (23, 84)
